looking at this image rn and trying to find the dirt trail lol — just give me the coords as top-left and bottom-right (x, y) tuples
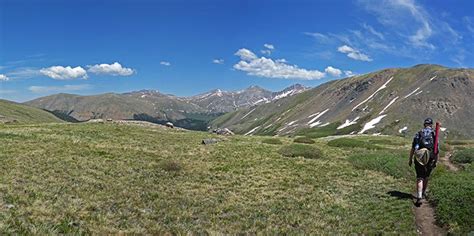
(414, 199), (445, 235)
(439, 151), (459, 171)
(413, 151), (459, 235)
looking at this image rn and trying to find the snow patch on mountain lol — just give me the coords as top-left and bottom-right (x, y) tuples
(244, 126), (261, 135)
(404, 87), (420, 99)
(307, 109), (329, 124)
(379, 96), (399, 114)
(398, 126), (408, 133)
(337, 116), (360, 129)
(352, 77), (394, 111)
(430, 75), (437, 81)
(241, 108), (256, 120)
(309, 121), (322, 128)
(359, 114), (387, 134)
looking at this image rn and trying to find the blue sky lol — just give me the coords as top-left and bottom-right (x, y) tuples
(1, 0), (473, 102)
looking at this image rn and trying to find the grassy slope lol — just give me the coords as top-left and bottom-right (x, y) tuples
(0, 123), (471, 234)
(0, 100), (63, 124)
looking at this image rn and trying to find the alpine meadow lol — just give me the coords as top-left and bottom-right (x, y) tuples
(1, 0), (473, 234)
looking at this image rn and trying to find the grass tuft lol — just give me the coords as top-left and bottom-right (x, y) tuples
(293, 137), (315, 144)
(261, 138), (283, 145)
(327, 138), (385, 150)
(452, 148), (474, 164)
(159, 160), (183, 172)
(277, 144), (323, 159)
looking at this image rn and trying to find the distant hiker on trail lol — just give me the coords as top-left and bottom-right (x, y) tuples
(409, 118), (440, 205)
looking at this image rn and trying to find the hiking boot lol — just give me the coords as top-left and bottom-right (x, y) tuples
(415, 197), (422, 206)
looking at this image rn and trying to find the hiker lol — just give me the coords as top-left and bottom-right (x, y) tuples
(408, 118), (439, 205)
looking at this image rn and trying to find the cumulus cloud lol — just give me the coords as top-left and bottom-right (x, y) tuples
(88, 62), (134, 76)
(212, 59), (224, 64)
(235, 48), (258, 61)
(233, 48), (325, 80)
(160, 61), (171, 66)
(344, 70), (356, 77)
(337, 45), (373, 61)
(0, 74), (9, 81)
(40, 66), (88, 80)
(324, 66), (342, 77)
(28, 84), (92, 93)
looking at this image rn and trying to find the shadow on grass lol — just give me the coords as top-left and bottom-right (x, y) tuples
(387, 190), (414, 200)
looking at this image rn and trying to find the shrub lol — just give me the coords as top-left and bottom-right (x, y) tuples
(347, 150), (413, 179)
(160, 160), (182, 172)
(278, 144), (323, 159)
(446, 140), (474, 146)
(327, 138), (384, 150)
(262, 138), (283, 145)
(452, 148), (474, 164)
(293, 137), (315, 144)
(430, 168), (474, 234)
(295, 123), (339, 138)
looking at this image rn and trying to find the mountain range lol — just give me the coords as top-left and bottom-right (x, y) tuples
(25, 84), (308, 130)
(210, 64), (473, 139)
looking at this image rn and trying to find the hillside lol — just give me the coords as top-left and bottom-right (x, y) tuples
(0, 99), (63, 124)
(25, 84), (307, 130)
(211, 65), (474, 139)
(0, 122), (471, 234)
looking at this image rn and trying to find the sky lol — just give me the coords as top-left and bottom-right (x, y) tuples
(1, 0), (473, 102)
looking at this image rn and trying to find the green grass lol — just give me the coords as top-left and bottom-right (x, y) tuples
(261, 138), (283, 145)
(295, 123), (339, 138)
(293, 137), (315, 144)
(277, 144), (322, 159)
(452, 148), (474, 164)
(430, 166), (474, 234)
(346, 145), (474, 234)
(0, 123), (420, 234)
(0, 100), (63, 124)
(327, 138), (386, 150)
(347, 150), (414, 179)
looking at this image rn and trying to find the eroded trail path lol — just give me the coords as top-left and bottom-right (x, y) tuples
(439, 151), (459, 172)
(414, 199), (445, 235)
(413, 151), (459, 235)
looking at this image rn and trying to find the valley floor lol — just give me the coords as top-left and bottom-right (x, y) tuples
(0, 123), (472, 234)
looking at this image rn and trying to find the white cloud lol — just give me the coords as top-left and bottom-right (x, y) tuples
(0, 74), (9, 81)
(87, 62), (134, 76)
(359, 0), (435, 49)
(160, 61), (171, 66)
(362, 23), (385, 40)
(235, 48), (258, 61)
(212, 59), (224, 64)
(344, 70), (356, 77)
(337, 45), (373, 61)
(463, 16), (474, 34)
(40, 66), (88, 80)
(260, 49), (272, 55)
(261, 43), (275, 55)
(324, 66), (342, 77)
(304, 32), (331, 43)
(233, 48), (326, 80)
(263, 44), (275, 50)
(28, 84), (92, 93)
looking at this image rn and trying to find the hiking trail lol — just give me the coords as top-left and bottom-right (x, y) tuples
(439, 151), (459, 171)
(413, 151), (458, 235)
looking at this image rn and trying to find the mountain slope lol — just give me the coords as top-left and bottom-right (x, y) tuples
(211, 65), (474, 139)
(25, 84), (307, 130)
(0, 99), (63, 124)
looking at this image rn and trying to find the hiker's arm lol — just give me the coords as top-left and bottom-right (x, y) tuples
(409, 147), (414, 166)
